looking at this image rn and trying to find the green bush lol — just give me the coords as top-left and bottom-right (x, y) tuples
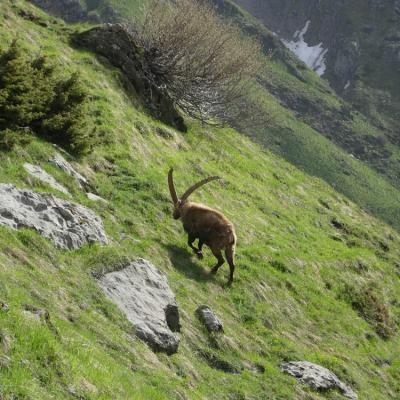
(340, 282), (394, 339)
(0, 127), (32, 150)
(0, 41), (93, 155)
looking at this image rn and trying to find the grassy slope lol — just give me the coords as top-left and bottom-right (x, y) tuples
(0, 2), (400, 399)
(67, 0), (400, 233)
(84, 0), (145, 20)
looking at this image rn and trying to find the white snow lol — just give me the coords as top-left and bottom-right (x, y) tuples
(282, 20), (328, 76)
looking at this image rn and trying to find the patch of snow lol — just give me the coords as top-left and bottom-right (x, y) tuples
(344, 80), (351, 90)
(282, 20), (328, 76)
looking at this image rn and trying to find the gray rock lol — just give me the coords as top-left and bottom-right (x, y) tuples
(87, 192), (107, 203)
(195, 305), (223, 333)
(0, 184), (108, 250)
(49, 153), (88, 190)
(97, 259), (180, 354)
(24, 163), (70, 196)
(281, 361), (357, 399)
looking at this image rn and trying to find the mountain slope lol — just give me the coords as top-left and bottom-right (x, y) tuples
(230, 0), (400, 176)
(28, 0), (400, 232)
(211, 0), (400, 231)
(0, 1), (400, 399)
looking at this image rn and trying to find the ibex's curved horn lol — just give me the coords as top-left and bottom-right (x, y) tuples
(168, 168), (179, 204)
(181, 175), (221, 201)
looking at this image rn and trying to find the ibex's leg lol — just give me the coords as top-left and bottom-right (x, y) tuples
(210, 248), (224, 275)
(225, 246), (236, 285)
(188, 234), (200, 254)
(196, 239), (204, 259)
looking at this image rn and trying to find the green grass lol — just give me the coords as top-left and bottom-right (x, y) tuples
(0, 1), (400, 399)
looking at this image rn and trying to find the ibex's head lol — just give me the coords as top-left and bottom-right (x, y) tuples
(168, 168), (221, 219)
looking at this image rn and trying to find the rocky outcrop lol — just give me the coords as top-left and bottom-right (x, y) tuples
(0, 184), (108, 249)
(97, 259), (180, 355)
(29, 0), (118, 23)
(195, 305), (223, 333)
(281, 361), (357, 399)
(75, 24), (186, 131)
(49, 153), (88, 190)
(24, 163), (70, 196)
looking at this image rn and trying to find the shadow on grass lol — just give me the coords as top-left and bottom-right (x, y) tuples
(163, 244), (212, 283)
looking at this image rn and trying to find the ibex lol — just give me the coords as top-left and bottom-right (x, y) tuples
(168, 168), (237, 285)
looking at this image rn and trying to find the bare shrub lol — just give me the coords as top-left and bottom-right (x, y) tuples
(133, 0), (263, 125)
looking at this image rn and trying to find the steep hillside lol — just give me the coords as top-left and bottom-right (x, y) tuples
(27, 0), (400, 232)
(231, 0), (400, 173)
(211, 0), (400, 230)
(1, 1), (400, 399)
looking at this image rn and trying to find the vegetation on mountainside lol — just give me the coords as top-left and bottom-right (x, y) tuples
(211, 0), (400, 231)
(133, 0), (262, 125)
(34, 0), (400, 230)
(0, 41), (93, 155)
(0, 1), (399, 399)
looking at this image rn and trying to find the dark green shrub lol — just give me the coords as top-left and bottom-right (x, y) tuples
(0, 41), (93, 155)
(0, 128), (32, 151)
(340, 282), (394, 339)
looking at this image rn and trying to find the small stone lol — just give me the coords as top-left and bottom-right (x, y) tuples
(87, 192), (108, 203)
(281, 361), (357, 399)
(195, 305), (223, 333)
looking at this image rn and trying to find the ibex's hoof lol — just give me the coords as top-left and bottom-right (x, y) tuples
(210, 266), (219, 275)
(196, 251), (204, 260)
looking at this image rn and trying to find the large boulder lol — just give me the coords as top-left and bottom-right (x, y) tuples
(0, 184), (108, 250)
(281, 361), (357, 399)
(98, 259), (180, 355)
(75, 24), (186, 131)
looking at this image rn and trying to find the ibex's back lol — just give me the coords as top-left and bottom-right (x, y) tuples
(181, 202), (236, 251)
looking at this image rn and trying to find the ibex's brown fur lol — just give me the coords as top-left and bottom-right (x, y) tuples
(168, 168), (237, 284)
